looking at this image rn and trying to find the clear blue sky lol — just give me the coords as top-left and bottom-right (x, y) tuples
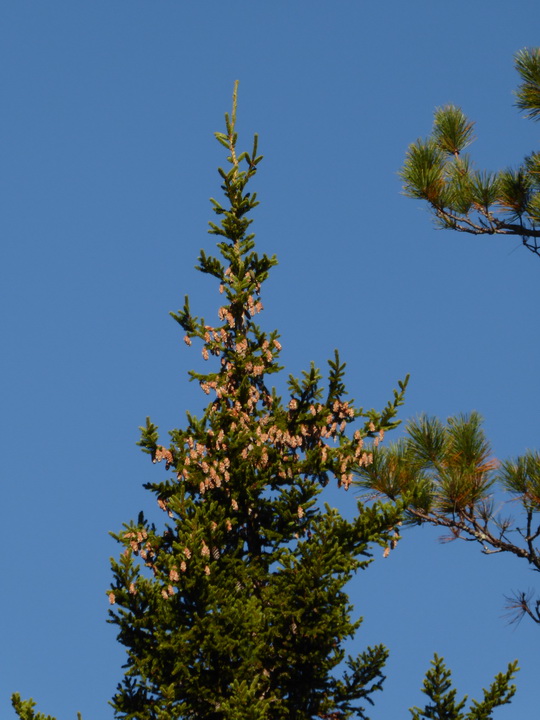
(2, 2), (539, 718)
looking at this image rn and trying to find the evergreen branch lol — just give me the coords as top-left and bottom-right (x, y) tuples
(355, 412), (540, 625)
(11, 695), (81, 720)
(409, 655), (517, 720)
(466, 661), (518, 720)
(401, 48), (540, 261)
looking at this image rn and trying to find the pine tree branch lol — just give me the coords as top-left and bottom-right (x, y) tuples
(434, 206), (540, 256)
(402, 48), (540, 261)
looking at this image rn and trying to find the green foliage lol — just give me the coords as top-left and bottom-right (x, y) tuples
(355, 412), (540, 623)
(401, 48), (540, 257)
(497, 168), (532, 220)
(106, 83), (409, 720)
(11, 694), (82, 720)
(515, 48), (540, 120)
(357, 412), (495, 514)
(432, 105), (475, 156)
(409, 655), (518, 720)
(500, 450), (540, 510)
(400, 140), (446, 202)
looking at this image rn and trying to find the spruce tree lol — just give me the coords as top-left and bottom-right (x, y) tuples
(106, 83), (408, 720)
(400, 48), (540, 258)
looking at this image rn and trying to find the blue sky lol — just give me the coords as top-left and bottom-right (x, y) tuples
(2, 2), (540, 718)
